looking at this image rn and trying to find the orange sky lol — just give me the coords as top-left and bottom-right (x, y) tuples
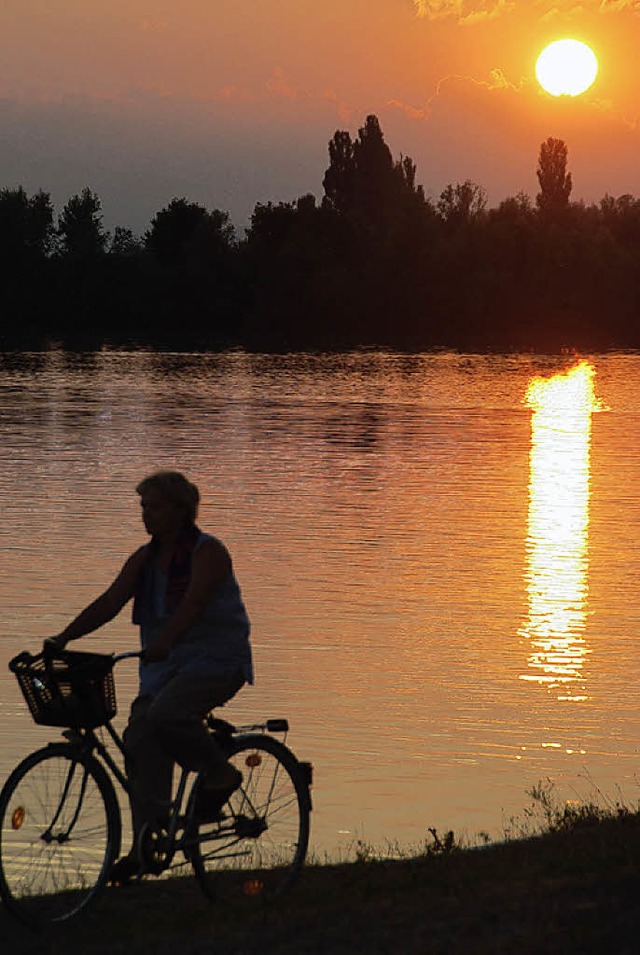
(1, 1), (639, 232)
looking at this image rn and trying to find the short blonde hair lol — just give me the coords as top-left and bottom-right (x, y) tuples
(136, 471), (200, 523)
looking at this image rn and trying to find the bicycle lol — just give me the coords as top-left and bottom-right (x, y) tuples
(0, 646), (312, 930)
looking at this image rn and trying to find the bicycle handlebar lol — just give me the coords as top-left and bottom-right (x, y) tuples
(113, 651), (144, 664)
(11, 646), (144, 671)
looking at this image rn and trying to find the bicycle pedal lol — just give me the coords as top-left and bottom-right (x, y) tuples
(109, 855), (143, 887)
(194, 770), (242, 822)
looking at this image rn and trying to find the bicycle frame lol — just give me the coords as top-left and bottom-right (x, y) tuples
(61, 714), (303, 874)
(67, 722), (130, 793)
(1, 646), (311, 927)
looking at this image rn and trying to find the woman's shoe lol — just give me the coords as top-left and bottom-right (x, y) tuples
(195, 766), (243, 822)
(109, 853), (142, 887)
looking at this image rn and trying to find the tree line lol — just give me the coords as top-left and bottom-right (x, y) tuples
(2, 115), (639, 353)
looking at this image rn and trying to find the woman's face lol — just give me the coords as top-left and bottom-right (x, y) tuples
(139, 489), (185, 539)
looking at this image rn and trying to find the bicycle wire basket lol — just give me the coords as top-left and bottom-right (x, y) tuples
(9, 649), (117, 729)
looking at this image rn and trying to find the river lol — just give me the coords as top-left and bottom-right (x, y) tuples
(0, 349), (638, 856)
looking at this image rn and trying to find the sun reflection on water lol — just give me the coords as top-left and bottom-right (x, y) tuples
(519, 362), (603, 701)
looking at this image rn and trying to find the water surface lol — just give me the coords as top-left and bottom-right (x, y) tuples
(1, 350), (638, 854)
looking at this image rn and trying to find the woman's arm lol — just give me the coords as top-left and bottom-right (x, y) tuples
(46, 548), (147, 649)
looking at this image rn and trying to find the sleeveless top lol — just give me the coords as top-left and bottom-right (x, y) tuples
(135, 531), (253, 697)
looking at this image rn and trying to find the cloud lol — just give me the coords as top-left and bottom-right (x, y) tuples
(598, 0), (640, 11)
(387, 59), (634, 147)
(537, 5), (587, 23)
(460, 0), (516, 23)
(486, 68), (520, 90)
(263, 68), (353, 123)
(266, 68), (298, 101)
(0, 92), (334, 232)
(216, 85), (254, 103)
(320, 89), (354, 124)
(588, 96), (639, 129)
(414, 0), (640, 18)
(387, 68), (524, 121)
(413, 0), (514, 22)
(145, 67), (352, 124)
(139, 19), (168, 33)
(387, 99), (429, 120)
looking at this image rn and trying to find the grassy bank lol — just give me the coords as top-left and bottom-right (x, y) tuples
(2, 797), (639, 954)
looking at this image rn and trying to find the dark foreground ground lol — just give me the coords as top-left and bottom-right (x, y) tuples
(2, 813), (639, 955)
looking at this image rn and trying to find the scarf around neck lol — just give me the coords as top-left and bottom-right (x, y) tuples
(132, 523), (202, 625)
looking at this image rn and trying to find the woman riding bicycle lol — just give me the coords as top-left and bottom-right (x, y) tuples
(45, 470), (253, 883)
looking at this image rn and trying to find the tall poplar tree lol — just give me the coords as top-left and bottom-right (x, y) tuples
(536, 137), (572, 220)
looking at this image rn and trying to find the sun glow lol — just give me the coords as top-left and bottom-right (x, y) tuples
(535, 39), (598, 97)
(519, 362), (603, 701)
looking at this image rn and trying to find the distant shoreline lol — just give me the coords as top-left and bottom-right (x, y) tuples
(3, 122), (640, 355)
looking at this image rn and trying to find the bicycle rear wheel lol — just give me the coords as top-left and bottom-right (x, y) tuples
(0, 742), (121, 928)
(189, 734), (310, 902)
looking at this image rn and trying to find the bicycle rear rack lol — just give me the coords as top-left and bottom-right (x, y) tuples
(206, 716), (290, 735)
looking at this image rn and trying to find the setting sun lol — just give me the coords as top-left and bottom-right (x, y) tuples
(535, 39), (599, 97)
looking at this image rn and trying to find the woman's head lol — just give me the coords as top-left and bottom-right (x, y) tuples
(136, 471), (200, 537)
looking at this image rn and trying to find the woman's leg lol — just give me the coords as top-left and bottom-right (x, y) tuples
(116, 672), (244, 875)
(145, 670), (244, 778)
(122, 694), (174, 851)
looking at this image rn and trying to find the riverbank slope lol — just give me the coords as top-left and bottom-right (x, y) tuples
(2, 810), (639, 954)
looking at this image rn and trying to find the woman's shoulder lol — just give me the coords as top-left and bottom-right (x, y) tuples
(194, 533), (232, 572)
(126, 543), (152, 572)
(196, 531), (227, 551)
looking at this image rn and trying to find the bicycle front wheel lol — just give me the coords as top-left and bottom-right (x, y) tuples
(189, 734), (310, 902)
(0, 742), (121, 928)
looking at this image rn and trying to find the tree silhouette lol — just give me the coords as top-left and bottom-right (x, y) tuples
(0, 187), (55, 345)
(536, 138), (572, 220)
(58, 187), (108, 258)
(109, 226), (142, 257)
(322, 131), (356, 216)
(322, 115), (425, 229)
(145, 198), (235, 269)
(351, 114), (396, 224)
(0, 187), (55, 259)
(437, 180), (487, 228)
(4, 120), (640, 352)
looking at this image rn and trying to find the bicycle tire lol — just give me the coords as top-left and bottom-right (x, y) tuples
(0, 742), (121, 928)
(189, 734), (310, 902)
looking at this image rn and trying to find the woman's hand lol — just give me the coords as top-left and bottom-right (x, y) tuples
(143, 634), (173, 663)
(43, 634), (69, 653)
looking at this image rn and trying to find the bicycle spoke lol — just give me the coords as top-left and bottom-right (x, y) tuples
(0, 745), (120, 927)
(190, 735), (310, 902)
